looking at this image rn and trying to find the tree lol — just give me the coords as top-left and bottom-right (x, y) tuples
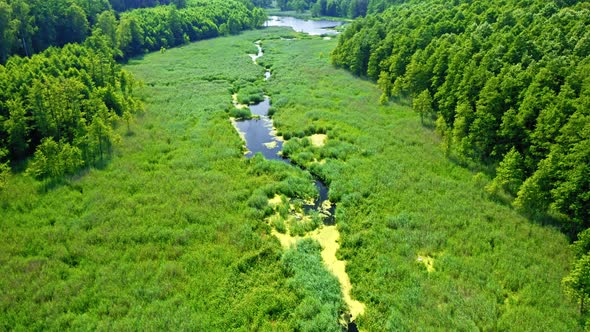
(28, 137), (61, 179)
(564, 254), (590, 314)
(251, 7), (267, 28)
(485, 147), (524, 196)
(277, 0), (290, 11)
(564, 230), (590, 314)
(0, 0), (14, 62)
(87, 113), (117, 163)
(413, 89), (433, 125)
(10, 0), (35, 57)
(62, 3), (89, 44)
(5, 97), (29, 160)
(95, 10), (118, 48)
(0, 160), (8, 190)
(117, 16), (144, 57)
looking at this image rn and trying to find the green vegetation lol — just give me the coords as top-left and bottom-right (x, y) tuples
(0, 38), (140, 181)
(0, 28), (348, 330)
(282, 239), (344, 331)
(1, 1), (586, 329)
(0, 0), (265, 61)
(331, 0), (590, 229)
(261, 34), (580, 329)
(270, 0), (408, 18)
(331, 0), (590, 317)
(0, 0), (266, 181)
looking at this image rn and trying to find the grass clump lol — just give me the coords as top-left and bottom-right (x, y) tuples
(282, 238), (345, 331)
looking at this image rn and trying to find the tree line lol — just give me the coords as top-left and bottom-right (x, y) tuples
(0, 0), (264, 62)
(331, 0), (590, 315)
(0, 0), (266, 185)
(0, 0), (183, 62)
(0, 35), (138, 181)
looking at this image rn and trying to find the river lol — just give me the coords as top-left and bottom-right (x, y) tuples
(230, 17), (364, 330)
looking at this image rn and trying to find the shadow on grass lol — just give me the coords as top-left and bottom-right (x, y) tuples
(35, 156), (113, 194)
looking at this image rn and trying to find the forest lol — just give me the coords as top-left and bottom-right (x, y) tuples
(0, 0), (265, 187)
(331, 0), (590, 312)
(1, 0), (589, 330)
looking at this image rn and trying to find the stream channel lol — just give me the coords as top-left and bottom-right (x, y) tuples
(230, 18), (364, 331)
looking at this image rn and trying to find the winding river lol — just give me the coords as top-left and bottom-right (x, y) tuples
(231, 18), (364, 330)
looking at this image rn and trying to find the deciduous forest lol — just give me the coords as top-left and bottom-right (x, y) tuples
(331, 0), (590, 316)
(1, 0), (589, 330)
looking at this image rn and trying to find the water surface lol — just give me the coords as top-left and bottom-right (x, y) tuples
(266, 16), (345, 35)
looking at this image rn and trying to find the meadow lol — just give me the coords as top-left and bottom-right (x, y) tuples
(0, 27), (581, 330)
(0, 29), (344, 330)
(260, 35), (580, 330)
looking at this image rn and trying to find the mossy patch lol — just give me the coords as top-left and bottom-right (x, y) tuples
(309, 134), (327, 147)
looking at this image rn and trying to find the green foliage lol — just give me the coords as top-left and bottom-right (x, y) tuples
(0, 42), (138, 176)
(331, 0), (590, 229)
(0, 30), (308, 330)
(282, 238), (344, 330)
(263, 34), (580, 330)
(273, 0), (375, 18)
(117, 0), (259, 58)
(236, 84), (265, 104)
(230, 107), (253, 120)
(0, 159), (8, 190)
(564, 230), (590, 314)
(0, 0), (263, 63)
(413, 89), (433, 125)
(486, 147), (524, 196)
(28, 138), (84, 180)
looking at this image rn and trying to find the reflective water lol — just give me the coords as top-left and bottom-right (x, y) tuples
(232, 95), (336, 224)
(266, 16), (345, 35)
(232, 98), (283, 160)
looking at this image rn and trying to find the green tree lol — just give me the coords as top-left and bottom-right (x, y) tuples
(4, 97), (29, 160)
(0, 160), (8, 190)
(95, 10), (118, 48)
(413, 89), (433, 125)
(63, 3), (89, 44)
(567, 229), (590, 319)
(117, 16), (144, 57)
(485, 147), (524, 196)
(10, 0), (35, 57)
(87, 113), (117, 163)
(0, 0), (13, 62)
(251, 7), (267, 28)
(28, 137), (61, 179)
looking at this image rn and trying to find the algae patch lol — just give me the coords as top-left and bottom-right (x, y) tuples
(271, 223), (366, 321)
(309, 134), (327, 147)
(417, 255), (435, 272)
(264, 141), (278, 149)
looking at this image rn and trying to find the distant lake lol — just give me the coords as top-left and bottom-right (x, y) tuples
(265, 16), (345, 35)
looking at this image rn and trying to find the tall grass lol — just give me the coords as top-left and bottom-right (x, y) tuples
(0, 29), (333, 330)
(261, 35), (580, 330)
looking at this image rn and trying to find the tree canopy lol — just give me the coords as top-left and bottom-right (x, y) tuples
(0, 0), (266, 179)
(331, 0), (590, 228)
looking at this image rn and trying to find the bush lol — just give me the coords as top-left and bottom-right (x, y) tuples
(230, 107), (252, 119)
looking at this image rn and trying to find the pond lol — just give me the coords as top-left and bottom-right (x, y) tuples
(265, 16), (345, 35)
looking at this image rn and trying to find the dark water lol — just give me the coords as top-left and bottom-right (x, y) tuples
(233, 98), (284, 160)
(233, 97), (336, 224)
(266, 16), (345, 35)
